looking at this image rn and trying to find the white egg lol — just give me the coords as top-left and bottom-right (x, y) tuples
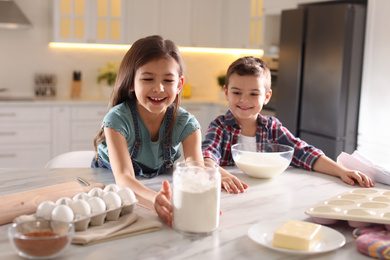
(102, 191), (122, 210)
(104, 184), (120, 193)
(70, 199), (91, 218)
(51, 205), (74, 222)
(117, 187), (136, 205)
(56, 197), (73, 206)
(87, 197), (106, 213)
(36, 201), (57, 220)
(88, 187), (105, 197)
(73, 192), (91, 201)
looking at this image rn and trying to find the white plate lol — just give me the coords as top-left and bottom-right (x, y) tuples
(248, 221), (346, 255)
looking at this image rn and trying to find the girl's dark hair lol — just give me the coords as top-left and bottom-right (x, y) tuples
(93, 35), (185, 157)
(224, 56), (271, 91)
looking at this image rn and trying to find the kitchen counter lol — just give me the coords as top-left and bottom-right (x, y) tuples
(0, 96), (228, 106)
(0, 167), (375, 259)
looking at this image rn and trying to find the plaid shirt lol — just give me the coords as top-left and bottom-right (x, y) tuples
(202, 110), (324, 171)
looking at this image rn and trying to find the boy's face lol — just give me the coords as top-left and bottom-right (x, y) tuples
(225, 74), (272, 122)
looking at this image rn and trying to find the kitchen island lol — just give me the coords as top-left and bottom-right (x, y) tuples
(0, 167), (375, 259)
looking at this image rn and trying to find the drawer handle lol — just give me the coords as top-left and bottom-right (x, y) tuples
(0, 153), (16, 158)
(0, 113), (16, 117)
(0, 132), (16, 136)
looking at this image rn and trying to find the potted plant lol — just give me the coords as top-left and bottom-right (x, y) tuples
(98, 61), (120, 99)
(217, 74), (226, 100)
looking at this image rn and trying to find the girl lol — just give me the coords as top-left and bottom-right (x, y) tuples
(92, 35), (243, 226)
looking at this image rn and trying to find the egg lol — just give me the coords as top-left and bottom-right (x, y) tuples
(51, 205), (74, 222)
(36, 201), (57, 220)
(102, 191), (122, 210)
(117, 187), (136, 205)
(73, 192), (91, 201)
(88, 187), (105, 197)
(87, 197), (106, 213)
(104, 184), (120, 193)
(56, 197), (73, 206)
(70, 199), (91, 218)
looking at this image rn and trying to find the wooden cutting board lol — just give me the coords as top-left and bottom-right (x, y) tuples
(0, 181), (105, 225)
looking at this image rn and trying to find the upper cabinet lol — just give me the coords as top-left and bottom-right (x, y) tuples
(222, 0), (264, 49)
(53, 0), (126, 44)
(126, 0), (193, 46)
(53, 0), (264, 48)
(263, 0), (297, 15)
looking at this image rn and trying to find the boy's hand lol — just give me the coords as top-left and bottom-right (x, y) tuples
(154, 180), (173, 226)
(221, 176), (248, 194)
(340, 170), (375, 188)
(218, 165), (248, 194)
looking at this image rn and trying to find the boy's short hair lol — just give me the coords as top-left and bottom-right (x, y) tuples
(225, 56), (271, 91)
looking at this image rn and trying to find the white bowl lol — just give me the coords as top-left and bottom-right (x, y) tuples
(231, 143), (293, 178)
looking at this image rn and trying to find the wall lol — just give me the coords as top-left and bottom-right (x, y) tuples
(0, 0), (241, 101)
(357, 0), (390, 166)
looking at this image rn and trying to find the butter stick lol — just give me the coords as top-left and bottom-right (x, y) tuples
(272, 220), (322, 251)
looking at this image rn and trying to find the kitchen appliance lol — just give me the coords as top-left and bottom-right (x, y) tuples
(0, 0), (32, 29)
(276, 1), (366, 160)
(262, 56), (279, 112)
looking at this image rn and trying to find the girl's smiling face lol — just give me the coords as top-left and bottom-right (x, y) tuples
(225, 73), (272, 122)
(134, 57), (183, 117)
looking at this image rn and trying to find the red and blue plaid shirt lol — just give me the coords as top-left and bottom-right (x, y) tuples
(202, 110), (324, 171)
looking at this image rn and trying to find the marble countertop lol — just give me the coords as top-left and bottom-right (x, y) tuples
(0, 167), (375, 259)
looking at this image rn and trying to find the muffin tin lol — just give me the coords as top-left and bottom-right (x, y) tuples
(305, 189), (390, 228)
(71, 202), (135, 231)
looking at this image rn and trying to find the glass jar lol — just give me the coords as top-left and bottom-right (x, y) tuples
(172, 161), (221, 236)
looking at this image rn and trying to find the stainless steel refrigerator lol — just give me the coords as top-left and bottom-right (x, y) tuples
(275, 2), (366, 160)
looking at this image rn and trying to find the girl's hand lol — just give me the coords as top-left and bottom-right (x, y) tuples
(221, 175), (248, 194)
(154, 180), (173, 226)
(339, 170), (375, 188)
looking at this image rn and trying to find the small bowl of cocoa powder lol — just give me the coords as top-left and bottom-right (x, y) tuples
(8, 219), (74, 259)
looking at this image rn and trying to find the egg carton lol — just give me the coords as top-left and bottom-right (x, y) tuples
(72, 202), (136, 231)
(305, 189), (390, 228)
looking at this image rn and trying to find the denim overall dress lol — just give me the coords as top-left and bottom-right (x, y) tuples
(92, 100), (174, 178)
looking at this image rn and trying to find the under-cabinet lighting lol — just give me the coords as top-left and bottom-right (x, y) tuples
(49, 42), (264, 56)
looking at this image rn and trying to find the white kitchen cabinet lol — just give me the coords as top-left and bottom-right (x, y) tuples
(0, 106), (52, 168)
(0, 102), (107, 168)
(190, 0), (223, 47)
(70, 105), (107, 151)
(263, 0), (297, 15)
(52, 104), (107, 154)
(181, 102), (228, 140)
(52, 106), (71, 157)
(159, 0), (193, 46)
(0, 145), (52, 168)
(53, 0), (260, 48)
(221, 0), (263, 49)
(181, 103), (208, 140)
(0, 101), (230, 168)
(126, 0), (160, 43)
(53, 0), (126, 44)
(126, 0), (193, 47)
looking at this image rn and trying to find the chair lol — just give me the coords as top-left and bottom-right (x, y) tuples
(45, 151), (96, 168)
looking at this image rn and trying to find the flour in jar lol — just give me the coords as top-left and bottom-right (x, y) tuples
(173, 179), (220, 234)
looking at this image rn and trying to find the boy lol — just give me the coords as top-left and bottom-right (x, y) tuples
(202, 56), (374, 193)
